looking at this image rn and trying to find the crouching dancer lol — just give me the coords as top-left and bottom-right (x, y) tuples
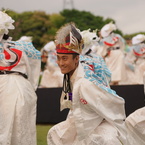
(47, 23), (127, 145)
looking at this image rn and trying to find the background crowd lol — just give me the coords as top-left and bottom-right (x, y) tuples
(38, 22), (145, 87)
(0, 9), (145, 145)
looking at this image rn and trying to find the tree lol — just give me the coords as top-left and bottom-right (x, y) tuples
(60, 9), (123, 36)
(6, 10), (65, 50)
(3, 9), (145, 50)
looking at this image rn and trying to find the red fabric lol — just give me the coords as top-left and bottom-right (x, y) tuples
(133, 49), (144, 56)
(89, 65), (94, 71)
(104, 41), (115, 47)
(4, 49), (11, 59)
(56, 43), (77, 54)
(0, 48), (22, 70)
(104, 37), (119, 46)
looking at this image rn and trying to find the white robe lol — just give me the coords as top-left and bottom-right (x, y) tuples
(0, 40), (41, 145)
(125, 107), (145, 145)
(101, 33), (127, 83)
(47, 63), (127, 145)
(123, 49), (145, 84)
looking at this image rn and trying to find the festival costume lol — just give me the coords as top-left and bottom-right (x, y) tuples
(40, 41), (63, 88)
(124, 34), (145, 84)
(100, 22), (127, 84)
(0, 11), (41, 145)
(79, 28), (111, 88)
(80, 54), (111, 88)
(47, 23), (127, 145)
(125, 36), (145, 144)
(125, 107), (145, 145)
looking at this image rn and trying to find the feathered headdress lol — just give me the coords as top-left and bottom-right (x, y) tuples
(0, 11), (15, 35)
(101, 21), (116, 38)
(0, 11), (15, 41)
(55, 22), (84, 54)
(132, 34), (145, 45)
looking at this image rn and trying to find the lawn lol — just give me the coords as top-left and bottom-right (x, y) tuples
(37, 124), (54, 145)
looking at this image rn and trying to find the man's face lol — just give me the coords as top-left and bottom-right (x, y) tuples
(56, 53), (79, 74)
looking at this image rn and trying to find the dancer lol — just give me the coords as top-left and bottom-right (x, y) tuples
(0, 11), (41, 145)
(47, 22), (127, 145)
(100, 22), (126, 85)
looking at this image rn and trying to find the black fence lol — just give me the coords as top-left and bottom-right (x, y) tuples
(36, 85), (145, 124)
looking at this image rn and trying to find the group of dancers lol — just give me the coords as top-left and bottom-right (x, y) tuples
(0, 10), (145, 145)
(40, 22), (145, 88)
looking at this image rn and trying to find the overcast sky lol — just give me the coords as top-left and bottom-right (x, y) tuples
(1, 0), (145, 34)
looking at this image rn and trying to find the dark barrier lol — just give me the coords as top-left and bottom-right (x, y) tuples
(111, 85), (145, 116)
(36, 87), (69, 124)
(36, 85), (145, 124)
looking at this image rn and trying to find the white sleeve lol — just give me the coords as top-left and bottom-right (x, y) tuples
(80, 79), (127, 141)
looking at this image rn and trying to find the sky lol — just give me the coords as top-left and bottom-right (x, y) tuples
(1, 0), (145, 34)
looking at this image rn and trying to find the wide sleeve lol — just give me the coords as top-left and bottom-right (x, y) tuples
(25, 42), (41, 90)
(18, 41), (41, 90)
(79, 79), (127, 141)
(125, 107), (145, 145)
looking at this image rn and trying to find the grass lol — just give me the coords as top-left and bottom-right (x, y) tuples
(37, 124), (54, 145)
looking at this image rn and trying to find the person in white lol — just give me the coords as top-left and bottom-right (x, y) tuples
(125, 101), (145, 145)
(100, 22), (127, 85)
(80, 28), (111, 88)
(124, 34), (145, 84)
(39, 41), (63, 88)
(125, 70), (145, 144)
(0, 11), (41, 145)
(47, 22), (127, 145)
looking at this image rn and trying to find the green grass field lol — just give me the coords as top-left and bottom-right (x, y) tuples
(37, 124), (54, 145)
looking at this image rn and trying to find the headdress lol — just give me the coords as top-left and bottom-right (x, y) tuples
(101, 22), (116, 38)
(0, 11), (15, 37)
(43, 41), (56, 52)
(132, 34), (145, 45)
(80, 28), (99, 55)
(55, 22), (84, 54)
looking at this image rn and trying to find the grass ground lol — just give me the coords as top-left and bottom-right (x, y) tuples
(37, 124), (54, 145)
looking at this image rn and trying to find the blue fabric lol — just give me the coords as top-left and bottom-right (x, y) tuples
(13, 41), (41, 59)
(80, 54), (118, 96)
(132, 43), (145, 57)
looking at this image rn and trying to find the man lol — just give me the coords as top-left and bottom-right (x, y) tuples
(47, 23), (127, 145)
(125, 34), (145, 84)
(100, 22), (127, 85)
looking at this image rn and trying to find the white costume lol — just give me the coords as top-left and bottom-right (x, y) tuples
(40, 41), (63, 88)
(100, 22), (126, 84)
(47, 23), (127, 145)
(80, 28), (111, 87)
(47, 63), (127, 145)
(124, 34), (145, 84)
(0, 11), (41, 145)
(125, 107), (145, 145)
(125, 62), (145, 144)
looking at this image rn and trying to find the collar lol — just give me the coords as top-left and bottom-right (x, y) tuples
(70, 62), (84, 85)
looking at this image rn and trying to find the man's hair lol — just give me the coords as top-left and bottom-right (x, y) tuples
(72, 53), (79, 59)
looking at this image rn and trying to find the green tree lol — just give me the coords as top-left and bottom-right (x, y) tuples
(7, 10), (65, 50)
(60, 9), (122, 35)
(2, 9), (145, 51)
